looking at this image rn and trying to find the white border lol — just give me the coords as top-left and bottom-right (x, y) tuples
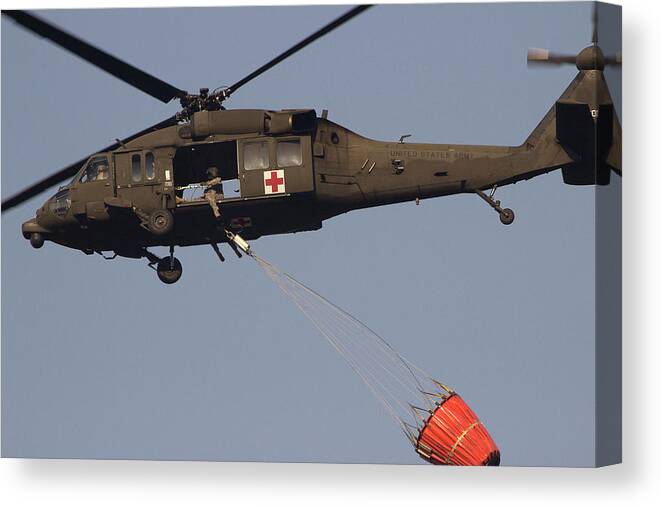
(2, 0), (660, 505)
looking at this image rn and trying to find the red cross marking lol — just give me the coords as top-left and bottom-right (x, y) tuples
(265, 171), (284, 193)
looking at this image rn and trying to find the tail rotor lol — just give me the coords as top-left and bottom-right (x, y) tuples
(527, 2), (620, 71)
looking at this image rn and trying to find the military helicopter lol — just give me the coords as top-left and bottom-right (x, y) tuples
(2, 5), (621, 284)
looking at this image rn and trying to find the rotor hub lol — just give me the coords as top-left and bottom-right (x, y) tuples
(177, 88), (228, 119)
(576, 45), (605, 71)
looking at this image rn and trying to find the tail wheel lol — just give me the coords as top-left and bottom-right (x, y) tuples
(148, 209), (174, 235)
(156, 257), (182, 284)
(499, 208), (515, 225)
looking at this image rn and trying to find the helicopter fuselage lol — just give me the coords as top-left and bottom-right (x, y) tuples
(22, 69), (620, 263)
(20, 116), (555, 256)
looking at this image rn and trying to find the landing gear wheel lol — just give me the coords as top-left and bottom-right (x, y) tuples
(148, 209), (174, 236)
(476, 187), (516, 226)
(156, 257), (182, 284)
(499, 208), (515, 225)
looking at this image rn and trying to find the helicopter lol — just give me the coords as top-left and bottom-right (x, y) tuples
(1, 5), (621, 285)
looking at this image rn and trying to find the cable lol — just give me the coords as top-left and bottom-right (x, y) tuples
(251, 254), (452, 436)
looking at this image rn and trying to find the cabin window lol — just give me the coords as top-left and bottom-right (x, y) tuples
(243, 141), (269, 170)
(277, 139), (302, 167)
(131, 154), (142, 182)
(79, 155), (109, 183)
(145, 152), (155, 180)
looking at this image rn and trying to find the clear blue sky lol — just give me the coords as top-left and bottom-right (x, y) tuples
(1, 2), (621, 466)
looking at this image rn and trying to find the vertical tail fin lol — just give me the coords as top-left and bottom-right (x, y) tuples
(523, 69), (621, 186)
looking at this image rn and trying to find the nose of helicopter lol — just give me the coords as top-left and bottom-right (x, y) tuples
(22, 194), (63, 248)
(22, 216), (51, 249)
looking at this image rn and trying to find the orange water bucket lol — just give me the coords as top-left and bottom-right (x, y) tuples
(415, 394), (500, 466)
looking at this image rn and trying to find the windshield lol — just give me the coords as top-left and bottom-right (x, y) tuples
(73, 155), (109, 184)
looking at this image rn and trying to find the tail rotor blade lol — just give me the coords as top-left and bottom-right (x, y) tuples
(527, 48), (576, 66)
(591, 1), (599, 45)
(604, 52), (622, 66)
(527, 47), (550, 62)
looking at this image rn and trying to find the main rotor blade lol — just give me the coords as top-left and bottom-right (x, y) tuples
(2, 10), (186, 103)
(1, 115), (178, 213)
(226, 4), (372, 96)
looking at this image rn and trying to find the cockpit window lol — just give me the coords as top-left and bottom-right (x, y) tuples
(79, 156), (110, 183)
(243, 141), (269, 170)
